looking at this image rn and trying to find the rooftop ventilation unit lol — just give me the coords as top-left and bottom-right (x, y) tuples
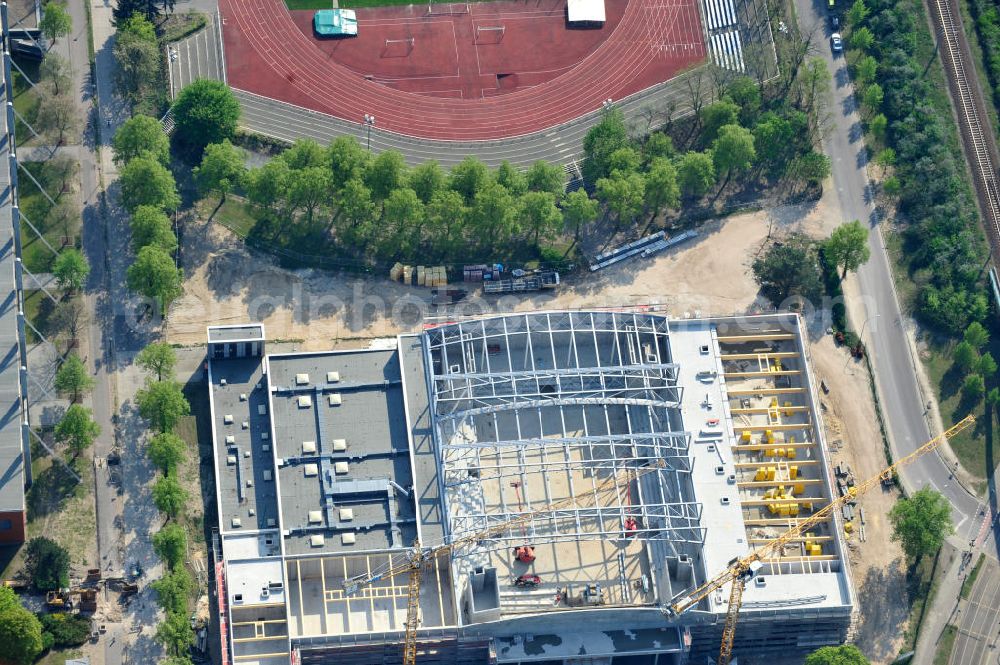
(332, 439), (347, 452)
(302, 441), (317, 454)
(298, 396), (312, 409)
(328, 394), (342, 406)
(304, 464), (319, 477)
(327, 371), (340, 383)
(296, 373), (310, 385)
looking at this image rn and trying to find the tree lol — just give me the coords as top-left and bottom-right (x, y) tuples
(120, 156), (180, 212)
(496, 161), (527, 196)
(726, 76), (762, 125)
(37, 612), (91, 647)
(677, 151), (715, 198)
(987, 387), (1000, 407)
(127, 246), (183, 310)
(25, 537), (70, 591)
(449, 156), (491, 202)
(753, 113), (796, 175)
(408, 160), (446, 204)
(130, 205), (178, 254)
(561, 188), (599, 242)
(246, 159), (290, 214)
(137, 342), (177, 381)
(113, 0), (175, 24)
(0, 586), (17, 613)
(607, 147), (641, 175)
(889, 487), (954, 560)
(113, 14), (161, 109)
(869, 113), (888, 141)
(52, 298), (88, 344)
(40, 2), (71, 47)
(882, 175), (901, 199)
(55, 404), (100, 457)
(824, 220), (871, 277)
(382, 187), (425, 255)
(149, 432), (187, 475)
(698, 99), (740, 144)
(978, 352), (997, 378)
(137, 380), (190, 433)
(288, 167), (330, 226)
(642, 132), (676, 164)
(195, 140), (246, 202)
(752, 234), (824, 305)
(0, 604), (44, 665)
(965, 322), (990, 349)
(643, 158), (680, 217)
(805, 645), (870, 665)
(54, 354), (94, 402)
(365, 150), (407, 202)
(152, 475), (188, 518)
(39, 53), (72, 96)
(853, 55), (878, 85)
(517, 191), (562, 247)
(152, 567), (193, 614)
(152, 523), (188, 570)
(46, 197), (81, 238)
(861, 83), (884, 113)
(470, 183), (516, 250)
(525, 160), (565, 198)
(789, 151), (832, 185)
(845, 0), (869, 27)
(35, 88), (79, 145)
(849, 26), (875, 52)
(582, 108), (629, 182)
(52, 248), (90, 292)
(155, 609), (195, 657)
(963, 374), (986, 400)
(113, 114), (170, 166)
(712, 124), (756, 191)
(327, 135), (370, 190)
(171, 80), (241, 158)
(595, 171), (645, 226)
(953, 340), (978, 373)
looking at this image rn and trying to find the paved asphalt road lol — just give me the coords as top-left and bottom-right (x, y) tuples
(792, 0), (989, 542)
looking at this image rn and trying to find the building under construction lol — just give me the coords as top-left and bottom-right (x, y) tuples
(205, 311), (854, 665)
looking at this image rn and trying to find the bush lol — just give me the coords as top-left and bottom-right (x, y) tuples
(37, 612), (91, 647)
(24, 537), (69, 592)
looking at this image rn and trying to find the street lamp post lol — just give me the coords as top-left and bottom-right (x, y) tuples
(364, 114), (376, 152)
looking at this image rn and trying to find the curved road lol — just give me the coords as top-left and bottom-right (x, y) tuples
(791, 0), (988, 544)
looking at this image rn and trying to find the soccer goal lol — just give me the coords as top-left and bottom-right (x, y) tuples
(475, 25), (505, 44)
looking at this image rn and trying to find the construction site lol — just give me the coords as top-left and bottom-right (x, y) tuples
(205, 311), (856, 665)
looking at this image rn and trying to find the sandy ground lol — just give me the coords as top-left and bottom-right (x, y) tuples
(810, 335), (909, 663)
(166, 197), (839, 347)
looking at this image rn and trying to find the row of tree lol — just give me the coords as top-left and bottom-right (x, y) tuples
(133, 342), (197, 663)
(847, 0), (989, 334)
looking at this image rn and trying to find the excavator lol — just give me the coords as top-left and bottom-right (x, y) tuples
(342, 416), (974, 665)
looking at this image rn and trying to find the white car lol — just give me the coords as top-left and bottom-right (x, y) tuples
(831, 33), (844, 52)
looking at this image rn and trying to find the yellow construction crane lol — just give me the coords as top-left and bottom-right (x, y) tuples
(343, 459), (669, 665)
(668, 414), (975, 665)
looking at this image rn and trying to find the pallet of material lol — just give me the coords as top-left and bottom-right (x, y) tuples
(589, 231), (665, 271)
(483, 271), (560, 294)
(640, 230), (699, 257)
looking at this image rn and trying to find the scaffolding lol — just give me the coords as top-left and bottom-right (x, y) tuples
(426, 312), (705, 554)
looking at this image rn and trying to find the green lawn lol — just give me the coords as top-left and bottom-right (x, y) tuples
(923, 338), (1000, 494)
(11, 58), (39, 145)
(961, 553), (986, 600)
(933, 624), (958, 665)
(902, 553), (944, 654)
(19, 159), (81, 273)
(22, 289), (57, 345)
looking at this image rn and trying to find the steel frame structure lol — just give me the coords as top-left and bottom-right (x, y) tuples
(424, 311), (705, 552)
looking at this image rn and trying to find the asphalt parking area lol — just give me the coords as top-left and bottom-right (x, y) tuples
(952, 555), (1000, 665)
(167, 14), (225, 97)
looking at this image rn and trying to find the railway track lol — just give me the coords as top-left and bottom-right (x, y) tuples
(928, 0), (1000, 256)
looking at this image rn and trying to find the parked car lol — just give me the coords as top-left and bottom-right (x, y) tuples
(830, 33), (844, 52)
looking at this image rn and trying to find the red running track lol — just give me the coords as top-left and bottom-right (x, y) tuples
(220, 0), (707, 140)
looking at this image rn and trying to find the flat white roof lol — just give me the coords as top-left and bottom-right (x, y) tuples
(568, 0), (606, 23)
